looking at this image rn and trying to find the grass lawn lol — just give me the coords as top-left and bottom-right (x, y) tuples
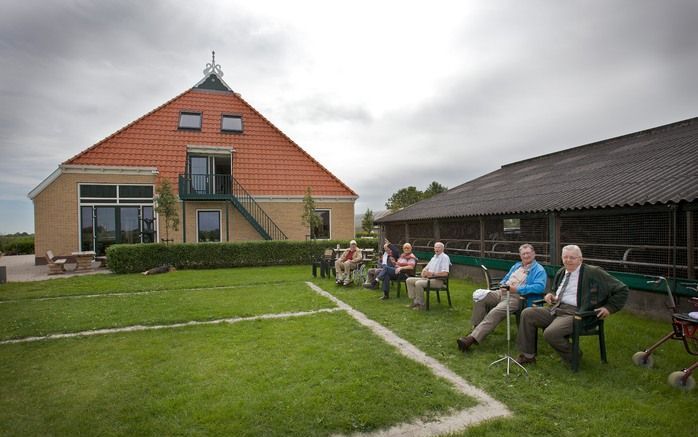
(320, 275), (697, 436)
(0, 266), (695, 436)
(0, 267), (474, 436)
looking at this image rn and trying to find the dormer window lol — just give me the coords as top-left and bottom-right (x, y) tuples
(221, 114), (243, 133)
(179, 112), (202, 130)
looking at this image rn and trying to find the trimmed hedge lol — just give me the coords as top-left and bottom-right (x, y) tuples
(106, 239), (380, 274)
(0, 235), (34, 255)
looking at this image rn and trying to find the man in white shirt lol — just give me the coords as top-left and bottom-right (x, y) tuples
(405, 242), (450, 310)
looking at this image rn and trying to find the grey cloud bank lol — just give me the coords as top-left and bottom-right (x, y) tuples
(2, 0), (698, 233)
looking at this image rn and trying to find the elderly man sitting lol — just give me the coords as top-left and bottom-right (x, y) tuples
(457, 243), (547, 352)
(515, 244), (628, 367)
(405, 242), (450, 310)
(335, 240), (362, 286)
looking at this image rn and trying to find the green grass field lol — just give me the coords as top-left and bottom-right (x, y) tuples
(0, 266), (695, 436)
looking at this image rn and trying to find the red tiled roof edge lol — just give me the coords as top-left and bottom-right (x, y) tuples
(63, 88), (191, 166)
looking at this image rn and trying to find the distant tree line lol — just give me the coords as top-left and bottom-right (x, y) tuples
(385, 181), (448, 211)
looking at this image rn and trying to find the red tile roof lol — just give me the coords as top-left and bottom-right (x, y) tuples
(66, 88), (357, 197)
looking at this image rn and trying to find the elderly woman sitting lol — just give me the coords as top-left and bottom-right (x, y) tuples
(378, 243), (418, 300)
(363, 241), (400, 290)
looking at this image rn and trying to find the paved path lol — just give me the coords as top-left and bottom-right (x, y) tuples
(0, 254), (109, 282)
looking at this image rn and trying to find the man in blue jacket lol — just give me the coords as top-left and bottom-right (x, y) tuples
(457, 243), (547, 352)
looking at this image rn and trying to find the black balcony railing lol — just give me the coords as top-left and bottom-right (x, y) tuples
(178, 173), (287, 240)
(178, 173), (232, 197)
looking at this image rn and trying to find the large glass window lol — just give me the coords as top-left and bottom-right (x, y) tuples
(95, 207), (117, 254)
(80, 207), (94, 251)
(120, 208), (140, 244)
(142, 207), (155, 243)
(313, 209), (331, 239)
(78, 184), (156, 254)
(197, 210), (221, 242)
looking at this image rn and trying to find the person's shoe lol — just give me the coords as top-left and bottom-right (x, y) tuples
(363, 282), (377, 289)
(456, 336), (478, 352)
(412, 304), (424, 311)
(379, 294), (389, 300)
(515, 353), (536, 365)
(343, 279), (351, 286)
(335, 278), (342, 285)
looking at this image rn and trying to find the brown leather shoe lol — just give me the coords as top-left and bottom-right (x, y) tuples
(515, 353), (536, 365)
(456, 336), (478, 352)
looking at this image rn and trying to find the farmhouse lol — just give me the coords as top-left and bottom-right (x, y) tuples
(29, 56), (357, 263)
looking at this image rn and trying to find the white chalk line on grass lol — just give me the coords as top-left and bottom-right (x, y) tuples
(0, 282), (292, 304)
(0, 308), (343, 345)
(305, 282), (511, 437)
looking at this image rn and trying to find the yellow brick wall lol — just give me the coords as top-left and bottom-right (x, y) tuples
(181, 200), (355, 241)
(33, 172), (156, 262)
(258, 201), (355, 240)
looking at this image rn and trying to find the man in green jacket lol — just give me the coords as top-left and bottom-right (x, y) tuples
(515, 244), (629, 366)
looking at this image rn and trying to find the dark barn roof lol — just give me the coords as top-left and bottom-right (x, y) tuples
(378, 117), (698, 223)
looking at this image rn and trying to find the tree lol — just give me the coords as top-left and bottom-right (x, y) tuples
(361, 208), (374, 234)
(385, 186), (424, 211)
(385, 181), (448, 211)
(423, 181), (448, 198)
(301, 187), (322, 239)
(155, 179), (179, 244)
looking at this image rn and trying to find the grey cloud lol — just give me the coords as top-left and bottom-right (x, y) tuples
(278, 97), (373, 124)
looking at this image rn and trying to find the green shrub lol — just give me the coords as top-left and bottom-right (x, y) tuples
(106, 238), (379, 274)
(0, 235), (35, 255)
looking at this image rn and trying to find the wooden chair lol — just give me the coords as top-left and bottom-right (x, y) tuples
(425, 275), (451, 310)
(46, 250), (67, 275)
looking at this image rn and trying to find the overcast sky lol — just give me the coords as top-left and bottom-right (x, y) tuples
(2, 0), (698, 234)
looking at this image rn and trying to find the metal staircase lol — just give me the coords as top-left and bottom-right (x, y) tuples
(229, 178), (287, 240)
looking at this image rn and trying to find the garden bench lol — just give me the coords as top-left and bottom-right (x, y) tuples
(46, 250), (67, 275)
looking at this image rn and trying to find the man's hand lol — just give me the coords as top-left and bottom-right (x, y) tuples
(544, 294), (556, 305)
(594, 307), (610, 319)
(508, 284), (518, 293)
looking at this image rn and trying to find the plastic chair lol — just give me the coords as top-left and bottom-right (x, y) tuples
(425, 275), (451, 310)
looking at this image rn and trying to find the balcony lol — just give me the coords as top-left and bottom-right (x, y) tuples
(177, 173), (287, 240)
(178, 174), (231, 200)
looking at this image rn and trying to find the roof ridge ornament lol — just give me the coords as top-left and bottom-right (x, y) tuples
(203, 50), (224, 77)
